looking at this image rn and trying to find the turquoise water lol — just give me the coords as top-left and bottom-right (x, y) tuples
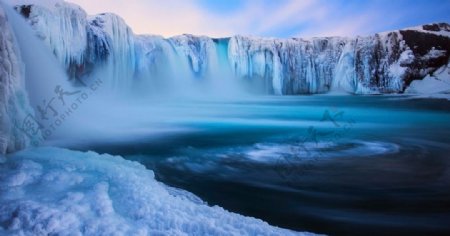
(75, 95), (450, 235)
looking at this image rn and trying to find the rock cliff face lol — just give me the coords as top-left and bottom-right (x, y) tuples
(12, 1), (450, 95)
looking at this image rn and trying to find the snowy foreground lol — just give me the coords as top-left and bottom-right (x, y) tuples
(0, 147), (312, 235)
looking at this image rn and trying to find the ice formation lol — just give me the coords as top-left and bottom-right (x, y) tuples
(0, 147), (309, 235)
(0, 5), (37, 154)
(6, 0), (450, 95)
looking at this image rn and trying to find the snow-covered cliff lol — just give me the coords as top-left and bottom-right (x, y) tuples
(8, 0), (450, 95)
(229, 28), (450, 95)
(0, 6), (37, 154)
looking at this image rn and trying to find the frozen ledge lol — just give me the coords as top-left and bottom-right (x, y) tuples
(0, 147), (314, 235)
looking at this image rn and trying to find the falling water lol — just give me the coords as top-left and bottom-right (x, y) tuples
(2, 3), (104, 144)
(2, 3), (73, 108)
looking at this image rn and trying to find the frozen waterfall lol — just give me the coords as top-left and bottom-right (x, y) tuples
(4, 0), (450, 98)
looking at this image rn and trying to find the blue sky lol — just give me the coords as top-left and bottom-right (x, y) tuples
(69, 0), (450, 38)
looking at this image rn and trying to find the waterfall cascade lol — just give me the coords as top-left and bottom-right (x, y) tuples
(7, 0), (450, 97)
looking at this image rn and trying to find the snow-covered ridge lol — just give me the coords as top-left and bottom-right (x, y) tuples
(403, 22), (450, 38)
(8, 0), (450, 95)
(0, 147), (311, 235)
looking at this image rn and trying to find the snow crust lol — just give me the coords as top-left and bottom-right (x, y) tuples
(0, 147), (310, 236)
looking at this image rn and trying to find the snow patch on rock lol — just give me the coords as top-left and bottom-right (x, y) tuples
(405, 64), (450, 95)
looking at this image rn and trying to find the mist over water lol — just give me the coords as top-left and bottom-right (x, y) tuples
(67, 95), (450, 236)
(2, 4), (110, 143)
(3, 3), (254, 145)
(3, 3), (72, 106)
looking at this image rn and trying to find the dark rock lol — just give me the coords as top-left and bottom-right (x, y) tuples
(14, 5), (32, 18)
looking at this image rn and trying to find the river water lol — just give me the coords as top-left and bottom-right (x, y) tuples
(74, 95), (450, 235)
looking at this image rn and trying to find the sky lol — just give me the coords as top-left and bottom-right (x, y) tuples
(67, 0), (450, 38)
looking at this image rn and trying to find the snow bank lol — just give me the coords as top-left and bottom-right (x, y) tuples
(405, 64), (450, 96)
(0, 147), (310, 235)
